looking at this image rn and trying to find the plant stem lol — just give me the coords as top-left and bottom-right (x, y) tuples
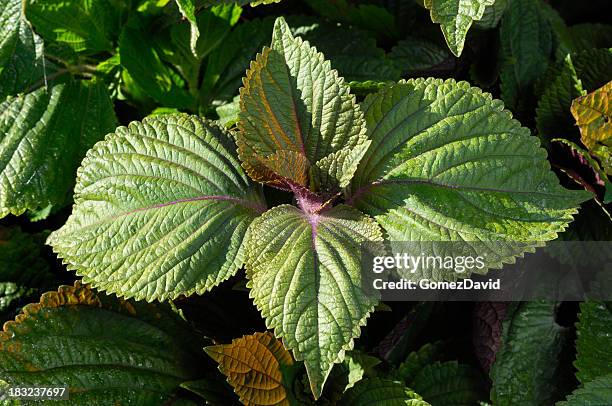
(25, 64), (100, 93)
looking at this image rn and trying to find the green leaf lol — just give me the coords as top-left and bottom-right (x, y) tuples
(0, 0), (45, 99)
(304, 0), (398, 41)
(201, 0), (282, 5)
(120, 69), (156, 107)
(325, 350), (382, 400)
(216, 95), (240, 128)
(374, 302), (435, 364)
(570, 48), (612, 92)
(138, 0), (172, 14)
(474, 0), (507, 29)
(499, 0), (554, 110)
(26, 0), (116, 54)
(574, 301), (612, 385)
(536, 48), (612, 144)
(0, 227), (55, 315)
(194, 4), (241, 60)
(173, 2), (242, 61)
(175, 0), (200, 56)
(238, 17), (369, 192)
(348, 78), (587, 275)
(348, 81), (389, 98)
(0, 80), (117, 218)
(536, 54), (586, 143)
(490, 301), (573, 405)
(411, 361), (486, 406)
(290, 19), (400, 82)
(0, 282), (31, 316)
(0, 282), (206, 405)
(389, 37), (451, 77)
(392, 342), (445, 384)
(95, 53), (122, 99)
(48, 114), (265, 302)
(556, 374), (612, 406)
(150, 106), (182, 116)
(423, 0), (494, 57)
(160, 5), (241, 93)
(245, 204), (383, 398)
(206, 332), (300, 405)
(340, 378), (431, 406)
(250, 0), (282, 4)
(26, 203), (54, 222)
(341, 352), (381, 391)
(556, 23), (612, 60)
(200, 17), (274, 107)
(119, 20), (193, 109)
(536, 54), (612, 204)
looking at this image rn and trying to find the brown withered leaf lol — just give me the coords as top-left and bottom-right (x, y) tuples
(206, 332), (298, 406)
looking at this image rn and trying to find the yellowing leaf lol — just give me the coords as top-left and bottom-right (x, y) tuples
(206, 332), (297, 406)
(571, 81), (612, 175)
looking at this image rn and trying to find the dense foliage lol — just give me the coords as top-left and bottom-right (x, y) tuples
(0, 0), (610, 405)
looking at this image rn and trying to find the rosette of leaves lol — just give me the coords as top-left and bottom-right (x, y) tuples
(49, 17), (588, 399)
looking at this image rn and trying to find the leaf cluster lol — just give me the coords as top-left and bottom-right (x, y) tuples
(0, 0), (610, 405)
